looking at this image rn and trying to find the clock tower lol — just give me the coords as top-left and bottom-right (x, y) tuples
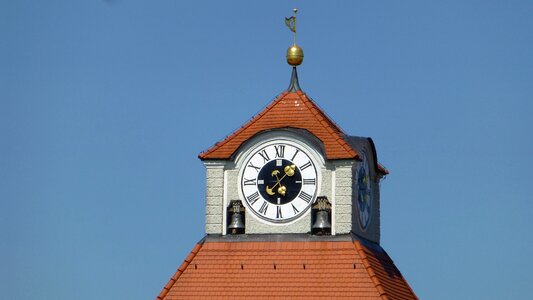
(199, 82), (386, 241)
(157, 10), (417, 299)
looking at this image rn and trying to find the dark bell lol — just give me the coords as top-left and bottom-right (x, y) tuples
(228, 211), (245, 235)
(312, 210), (331, 235)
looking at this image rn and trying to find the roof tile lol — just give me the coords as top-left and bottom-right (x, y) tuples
(198, 91), (359, 161)
(157, 235), (416, 299)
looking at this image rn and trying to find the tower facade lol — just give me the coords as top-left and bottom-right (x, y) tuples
(199, 86), (386, 242)
(157, 11), (417, 299)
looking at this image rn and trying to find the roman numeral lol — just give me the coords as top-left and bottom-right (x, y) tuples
(299, 191), (313, 203)
(276, 206), (283, 219)
(300, 161), (312, 171)
(247, 162), (261, 172)
(274, 145), (285, 158)
(291, 204), (299, 214)
(246, 192), (260, 205)
(303, 178), (316, 185)
(258, 149), (270, 163)
(291, 149), (300, 161)
(259, 201), (269, 215)
(243, 178), (257, 186)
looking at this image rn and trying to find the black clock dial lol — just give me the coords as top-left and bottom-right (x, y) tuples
(257, 159), (302, 205)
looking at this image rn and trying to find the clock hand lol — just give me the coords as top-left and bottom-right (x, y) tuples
(271, 170), (284, 188)
(284, 164), (296, 177)
(266, 170), (282, 195)
(266, 174), (286, 195)
(265, 164), (297, 196)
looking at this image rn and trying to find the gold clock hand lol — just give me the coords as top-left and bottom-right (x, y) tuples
(265, 165), (297, 196)
(277, 185), (287, 196)
(266, 168), (289, 195)
(266, 185), (276, 195)
(266, 175), (285, 195)
(284, 164), (296, 177)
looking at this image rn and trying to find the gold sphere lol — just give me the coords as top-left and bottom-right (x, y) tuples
(286, 45), (304, 66)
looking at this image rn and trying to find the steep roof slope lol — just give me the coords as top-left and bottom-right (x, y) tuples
(198, 90), (359, 161)
(157, 235), (416, 300)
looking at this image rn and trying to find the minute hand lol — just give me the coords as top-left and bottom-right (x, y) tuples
(266, 173), (287, 195)
(265, 165), (296, 195)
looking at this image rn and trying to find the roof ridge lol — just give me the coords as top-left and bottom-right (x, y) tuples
(296, 91), (344, 134)
(198, 91), (290, 159)
(352, 236), (418, 300)
(199, 90), (360, 160)
(296, 92), (359, 159)
(353, 239), (390, 300)
(156, 238), (205, 300)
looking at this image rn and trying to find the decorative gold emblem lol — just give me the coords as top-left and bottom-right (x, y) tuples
(265, 164), (296, 196)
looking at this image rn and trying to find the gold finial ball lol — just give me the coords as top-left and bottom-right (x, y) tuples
(286, 45), (304, 66)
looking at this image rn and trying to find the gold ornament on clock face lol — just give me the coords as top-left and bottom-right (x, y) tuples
(240, 142), (318, 223)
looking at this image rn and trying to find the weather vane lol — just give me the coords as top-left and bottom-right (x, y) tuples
(285, 8), (298, 45)
(285, 8), (303, 66)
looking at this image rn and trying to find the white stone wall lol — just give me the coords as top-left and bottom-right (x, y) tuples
(202, 130), (381, 241)
(204, 159), (370, 236)
(203, 158), (381, 240)
(332, 161), (356, 234)
(204, 162), (225, 234)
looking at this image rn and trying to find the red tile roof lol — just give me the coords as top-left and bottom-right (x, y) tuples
(157, 235), (417, 299)
(198, 91), (359, 161)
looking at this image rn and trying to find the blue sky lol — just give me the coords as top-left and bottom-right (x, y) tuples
(2, 1), (532, 299)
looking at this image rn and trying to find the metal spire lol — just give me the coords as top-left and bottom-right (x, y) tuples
(285, 9), (303, 92)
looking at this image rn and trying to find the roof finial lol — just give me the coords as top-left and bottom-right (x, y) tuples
(285, 8), (303, 66)
(287, 66), (301, 92)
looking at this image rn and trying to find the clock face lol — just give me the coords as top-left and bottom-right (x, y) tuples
(356, 152), (372, 231)
(240, 141), (319, 223)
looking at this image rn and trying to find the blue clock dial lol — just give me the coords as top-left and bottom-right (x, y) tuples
(357, 153), (372, 231)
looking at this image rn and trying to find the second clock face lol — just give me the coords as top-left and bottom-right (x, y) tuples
(357, 151), (372, 231)
(240, 141), (319, 223)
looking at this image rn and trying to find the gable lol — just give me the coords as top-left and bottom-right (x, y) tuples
(198, 91), (359, 161)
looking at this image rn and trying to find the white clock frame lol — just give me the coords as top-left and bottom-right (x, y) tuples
(235, 131), (324, 226)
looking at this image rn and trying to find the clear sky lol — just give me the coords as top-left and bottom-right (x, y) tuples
(2, 1), (532, 299)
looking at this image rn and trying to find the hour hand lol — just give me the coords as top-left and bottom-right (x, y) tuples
(277, 185), (286, 196)
(266, 185), (276, 195)
(284, 164), (296, 176)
